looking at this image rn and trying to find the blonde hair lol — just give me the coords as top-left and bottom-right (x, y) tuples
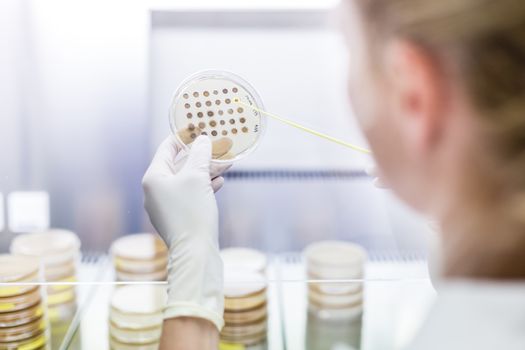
(356, 0), (525, 221)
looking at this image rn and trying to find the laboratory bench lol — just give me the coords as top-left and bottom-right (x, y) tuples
(55, 253), (435, 350)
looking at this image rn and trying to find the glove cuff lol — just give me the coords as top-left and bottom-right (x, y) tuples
(164, 302), (225, 331)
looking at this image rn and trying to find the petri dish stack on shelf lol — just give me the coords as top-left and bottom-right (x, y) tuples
(110, 234), (168, 282)
(303, 241), (367, 321)
(109, 285), (166, 350)
(0, 255), (49, 350)
(220, 248), (268, 348)
(10, 230), (81, 324)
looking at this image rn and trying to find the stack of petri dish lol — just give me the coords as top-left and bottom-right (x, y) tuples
(303, 241), (367, 321)
(109, 285), (166, 350)
(110, 234), (168, 282)
(10, 230), (81, 324)
(0, 255), (49, 350)
(220, 248), (268, 348)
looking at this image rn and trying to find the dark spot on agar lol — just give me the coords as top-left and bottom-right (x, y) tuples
(193, 92), (199, 97)
(201, 132), (207, 135)
(227, 109), (234, 114)
(205, 101), (212, 107)
(229, 119), (235, 124)
(190, 133), (197, 139)
(203, 91), (209, 97)
(197, 112), (203, 118)
(207, 111), (214, 117)
(211, 130), (218, 136)
(242, 127), (248, 133)
(222, 130), (228, 136)
(225, 99), (231, 104)
(222, 89), (228, 94)
(196, 102), (202, 108)
(240, 117), (246, 123)
(213, 90), (218, 95)
(218, 110), (224, 116)
(188, 123), (195, 130)
(198, 122), (206, 129)
(215, 100), (221, 105)
(232, 128), (238, 134)
(210, 120), (217, 127)
(232, 87), (238, 93)
(237, 107), (243, 113)
(220, 120), (226, 125)
(183, 93), (189, 99)
(184, 103), (190, 109)
(187, 113), (193, 118)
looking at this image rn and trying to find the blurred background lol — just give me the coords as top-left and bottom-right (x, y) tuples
(0, 0), (430, 256)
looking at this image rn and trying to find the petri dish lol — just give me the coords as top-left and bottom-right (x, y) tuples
(43, 261), (76, 282)
(47, 299), (76, 323)
(0, 315), (47, 343)
(224, 269), (267, 312)
(10, 230), (81, 266)
(0, 255), (40, 286)
(169, 70), (265, 163)
(114, 255), (167, 274)
(220, 330), (267, 347)
(109, 322), (162, 345)
(0, 330), (48, 350)
(303, 241), (367, 269)
(223, 303), (267, 325)
(221, 318), (267, 338)
(308, 302), (363, 321)
(115, 269), (167, 282)
(0, 303), (43, 328)
(111, 234), (167, 262)
(46, 287), (76, 306)
(309, 281), (362, 295)
(110, 285), (166, 329)
(109, 337), (159, 350)
(0, 287), (42, 313)
(221, 248), (267, 274)
(307, 287), (363, 308)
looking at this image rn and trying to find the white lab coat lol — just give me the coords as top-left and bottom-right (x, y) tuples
(406, 281), (525, 350)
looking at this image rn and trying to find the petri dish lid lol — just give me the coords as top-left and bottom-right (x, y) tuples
(224, 269), (266, 298)
(0, 255), (40, 284)
(115, 269), (167, 282)
(221, 248), (267, 274)
(111, 285), (167, 316)
(169, 70), (265, 163)
(0, 329), (47, 350)
(0, 287), (42, 314)
(221, 318), (267, 338)
(223, 303), (267, 326)
(114, 255), (167, 274)
(109, 336), (159, 350)
(111, 234), (167, 261)
(0, 303), (43, 328)
(109, 322), (162, 345)
(308, 287), (363, 308)
(220, 330), (267, 347)
(10, 230), (81, 266)
(303, 241), (367, 269)
(0, 315), (47, 343)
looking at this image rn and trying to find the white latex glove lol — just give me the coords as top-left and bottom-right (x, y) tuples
(142, 135), (228, 331)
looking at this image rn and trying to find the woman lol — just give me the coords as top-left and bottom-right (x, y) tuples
(142, 0), (525, 348)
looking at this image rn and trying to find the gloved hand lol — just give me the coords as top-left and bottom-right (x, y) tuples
(142, 135), (230, 331)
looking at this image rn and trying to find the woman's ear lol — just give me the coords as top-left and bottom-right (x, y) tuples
(384, 39), (447, 157)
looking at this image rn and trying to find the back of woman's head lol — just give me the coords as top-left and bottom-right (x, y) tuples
(356, 0), (525, 222)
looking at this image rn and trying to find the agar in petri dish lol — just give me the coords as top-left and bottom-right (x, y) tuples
(169, 70), (265, 162)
